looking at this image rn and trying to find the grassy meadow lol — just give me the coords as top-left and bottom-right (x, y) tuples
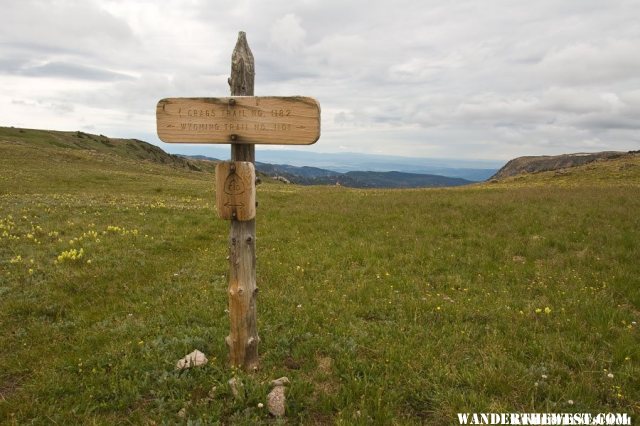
(1, 127), (639, 424)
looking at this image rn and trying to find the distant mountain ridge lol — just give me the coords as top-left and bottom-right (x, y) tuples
(252, 161), (472, 188)
(490, 151), (638, 180)
(5, 126), (637, 188)
(189, 157), (474, 188)
(0, 127), (474, 189)
(165, 146), (500, 181)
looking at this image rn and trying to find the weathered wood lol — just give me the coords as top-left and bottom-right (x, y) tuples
(226, 31), (259, 371)
(215, 161), (256, 221)
(156, 96), (320, 145)
(229, 32), (254, 97)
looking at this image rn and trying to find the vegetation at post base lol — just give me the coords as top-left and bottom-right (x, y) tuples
(1, 126), (639, 424)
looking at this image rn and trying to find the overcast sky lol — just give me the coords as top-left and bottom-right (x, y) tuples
(1, 0), (639, 161)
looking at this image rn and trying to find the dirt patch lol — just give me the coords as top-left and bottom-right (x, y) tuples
(307, 412), (335, 425)
(284, 355), (301, 370)
(313, 355), (339, 397)
(0, 373), (26, 401)
(316, 356), (333, 375)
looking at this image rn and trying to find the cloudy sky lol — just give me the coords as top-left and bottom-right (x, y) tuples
(1, 0), (639, 161)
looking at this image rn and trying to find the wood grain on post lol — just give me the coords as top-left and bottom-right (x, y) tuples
(226, 31), (259, 371)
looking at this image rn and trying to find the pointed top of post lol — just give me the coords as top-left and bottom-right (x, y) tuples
(229, 31), (255, 96)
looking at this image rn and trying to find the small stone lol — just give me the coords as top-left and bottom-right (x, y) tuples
(207, 385), (217, 399)
(267, 385), (286, 417)
(270, 376), (290, 387)
(177, 408), (186, 418)
(175, 350), (208, 370)
(266, 376), (289, 417)
(228, 377), (243, 399)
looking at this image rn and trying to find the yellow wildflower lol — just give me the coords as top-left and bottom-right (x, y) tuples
(56, 248), (85, 263)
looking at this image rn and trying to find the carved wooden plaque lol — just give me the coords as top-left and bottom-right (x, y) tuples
(157, 96), (320, 145)
(215, 161), (256, 221)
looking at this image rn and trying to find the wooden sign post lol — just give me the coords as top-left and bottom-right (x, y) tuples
(156, 31), (320, 371)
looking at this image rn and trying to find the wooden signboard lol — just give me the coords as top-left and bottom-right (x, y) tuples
(156, 96), (320, 145)
(215, 161), (256, 221)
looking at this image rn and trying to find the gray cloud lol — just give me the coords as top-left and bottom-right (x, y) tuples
(0, 0), (135, 56)
(536, 40), (640, 86)
(11, 98), (75, 114)
(18, 62), (135, 81)
(1, 0), (639, 161)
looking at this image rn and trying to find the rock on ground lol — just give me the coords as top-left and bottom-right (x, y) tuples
(267, 377), (289, 417)
(175, 350), (208, 370)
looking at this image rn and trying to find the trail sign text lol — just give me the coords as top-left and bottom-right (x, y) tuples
(157, 96), (320, 145)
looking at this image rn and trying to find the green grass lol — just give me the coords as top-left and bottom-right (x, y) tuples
(1, 128), (639, 424)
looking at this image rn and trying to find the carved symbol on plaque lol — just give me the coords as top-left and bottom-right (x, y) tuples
(215, 161), (256, 221)
(224, 174), (245, 195)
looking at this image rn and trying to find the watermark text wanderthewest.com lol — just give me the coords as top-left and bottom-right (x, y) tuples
(457, 412), (632, 425)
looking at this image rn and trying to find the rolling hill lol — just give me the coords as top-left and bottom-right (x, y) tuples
(0, 127), (473, 188)
(0, 126), (205, 171)
(490, 151), (638, 180)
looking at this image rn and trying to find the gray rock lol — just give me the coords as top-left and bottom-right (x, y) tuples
(228, 377), (243, 400)
(175, 350), (208, 370)
(267, 376), (289, 417)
